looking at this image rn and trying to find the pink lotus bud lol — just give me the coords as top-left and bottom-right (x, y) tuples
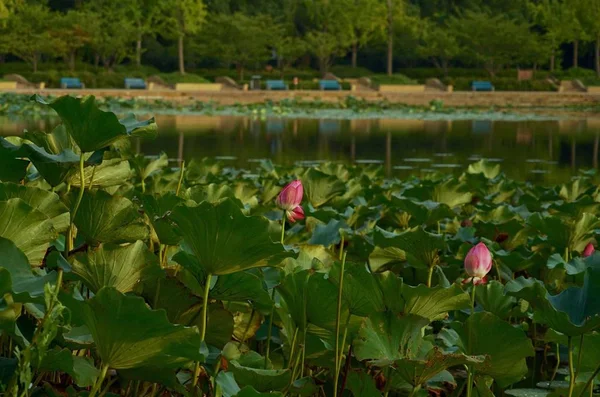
(276, 180), (304, 223)
(583, 243), (595, 258)
(463, 242), (492, 285)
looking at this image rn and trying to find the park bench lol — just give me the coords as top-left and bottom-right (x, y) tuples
(471, 81), (494, 91)
(124, 78), (147, 89)
(319, 80), (341, 90)
(60, 77), (84, 89)
(265, 80), (288, 90)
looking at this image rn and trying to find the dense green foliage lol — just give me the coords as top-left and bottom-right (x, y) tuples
(1, 95), (600, 397)
(1, 0), (600, 80)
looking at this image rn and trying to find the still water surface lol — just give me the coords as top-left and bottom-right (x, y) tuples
(2, 114), (600, 183)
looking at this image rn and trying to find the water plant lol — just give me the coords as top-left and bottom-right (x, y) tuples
(0, 95), (599, 397)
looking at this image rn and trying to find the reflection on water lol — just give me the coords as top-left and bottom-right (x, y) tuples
(2, 114), (600, 183)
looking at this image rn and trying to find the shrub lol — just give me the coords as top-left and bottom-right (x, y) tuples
(156, 73), (210, 84)
(329, 65), (374, 78)
(369, 74), (418, 85)
(554, 67), (597, 80)
(442, 77), (556, 91)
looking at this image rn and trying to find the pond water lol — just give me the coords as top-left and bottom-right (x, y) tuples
(2, 114), (600, 183)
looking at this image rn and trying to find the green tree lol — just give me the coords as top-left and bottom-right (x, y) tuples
(346, 0), (386, 68)
(1, 3), (57, 72)
(384, 0), (412, 76)
(271, 25), (307, 73)
(576, 0), (600, 76)
(448, 9), (545, 76)
(83, 1), (136, 70)
(417, 19), (461, 77)
(52, 10), (94, 71)
(127, 0), (162, 68)
(202, 12), (272, 80)
(159, 0), (207, 74)
(529, 0), (578, 71)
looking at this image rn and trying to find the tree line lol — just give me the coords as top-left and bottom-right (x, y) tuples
(0, 0), (599, 78)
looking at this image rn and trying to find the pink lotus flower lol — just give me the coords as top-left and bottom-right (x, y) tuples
(276, 180), (305, 223)
(463, 242), (493, 285)
(583, 243), (595, 258)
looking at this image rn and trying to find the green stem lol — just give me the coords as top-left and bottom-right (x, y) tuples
(568, 336), (576, 397)
(287, 328), (299, 369)
(427, 265), (435, 288)
(333, 252), (347, 397)
(193, 273), (212, 387)
(550, 342), (560, 382)
(89, 364), (109, 397)
(66, 153), (86, 255)
(565, 247), (570, 262)
(264, 289), (276, 369)
(466, 284), (477, 397)
(576, 334), (585, 380)
(280, 211), (286, 245)
(176, 160), (185, 197)
(577, 364), (600, 397)
(339, 234), (345, 260)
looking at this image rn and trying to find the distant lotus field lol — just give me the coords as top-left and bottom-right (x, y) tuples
(0, 95), (599, 397)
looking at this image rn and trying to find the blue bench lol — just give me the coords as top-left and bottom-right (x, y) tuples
(471, 81), (494, 91)
(265, 80), (288, 90)
(124, 78), (147, 89)
(60, 77), (84, 89)
(319, 79), (341, 90)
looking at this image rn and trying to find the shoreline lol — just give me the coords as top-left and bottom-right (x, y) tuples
(2, 88), (600, 108)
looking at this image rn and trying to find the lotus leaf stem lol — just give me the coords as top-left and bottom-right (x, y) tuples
(466, 284), (477, 397)
(427, 265), (435, 288)
(334, 252), (347, 397)
(264, 288), (276, 369)
(65, 153), (86, 256)
(193, 273), (212, 388)
(89, 363), (109, 397)
(280, 211), (286, 245)
(578, 366), (600, 397)
(339, 234), (345, 260)
(550, 342), (560, 382)
(176, 160), (185, 196)
(576, 334), (584, 380)
(568, 336), (576, 397)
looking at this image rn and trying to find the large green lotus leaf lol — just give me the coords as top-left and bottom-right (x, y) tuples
(71, 241), (162, 294)
(170, 199), (291, 276)
(0, 198), (57, 266)
(186, 183), (242, 206)
(353, 312), (429, 367)
(449, 312), (534, 387)
(142, 193), (184, 246)
(210, 271), (272, 313)
(308, 219), (350, 246)
(390, 195), (455, 226)
(558, 179), (592, 203)
(346, 370), (380, 397)
(73, 190), (149, 245)
(404, 179), (472, 209)
(528, 212), (599, 254)
(228, 360), (291, 393)
(475, 219), (529, 250)
(546, 254), (587, 276)
(130, 152), (169, 183)
(0, 182), (69, 233)
(505, 271), (600, 336)
(328, 261), (385, 317)
(377, 271), (405, 313)
(374, 226), (444, 269)
(0, 237), (56, 301)
(143, 275), (234, 349)
(76, 287), (203, 369)
(0, 135), (79, 187)
(302, 168), (346, 208)
(67, 158), (132, 188)
(550, 196), (600, 219)
(368, 246), (406, 272)
(119, 113), (158, 140)
(393, 349), (484, 388)
(0, 357), (17, 385)
(475, 281), (517, 319)
(23, 123), (76, 155)
(118, 366), (184, 392)
(0, 144), (28, 183)
(277, 270), (310, 331)
(34, 95), (156, 152)
(467, 160), (501, 179)
(39, 347), (99, 387)
(401, 283), (470, 321)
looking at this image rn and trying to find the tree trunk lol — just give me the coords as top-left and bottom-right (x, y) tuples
(573, 40), (579, 68)
(596, 34), (600, 78)
(32, 54), (38, 73)
(178, 34), (185, 74)
(136, 34), (142, 68)
(550, 53), (555, 72)
(386, 0), (393, 76)
(442, 59), (449, 78)
(94, 54), (100, 68)
(351, 42), (358, 68)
